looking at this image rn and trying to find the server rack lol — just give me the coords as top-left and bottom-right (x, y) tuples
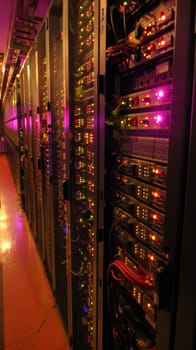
(36, 21), (56, 289)
(14, 0), (71, 329)
(28, 44), (45, 257)
(3, 82), (21, 194)
(20, 60), (37, 234)
(104, 0), (195, 349)
(67, 1), (104, 349)
(48, 0), (70, 330)
(173, 4), (196, 348)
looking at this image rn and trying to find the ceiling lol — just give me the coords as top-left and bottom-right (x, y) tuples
(0, 0), (16, 99)
(0, 0), (16, 55)
(0, 0), (51, 105)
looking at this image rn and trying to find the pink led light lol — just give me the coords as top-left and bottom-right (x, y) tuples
(156, 90), (164, 100)
(154, 114), (162, 123)
(158, 90), (164, 97)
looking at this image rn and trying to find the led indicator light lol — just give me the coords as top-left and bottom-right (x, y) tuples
(152, 168), (160, 175)
(158, 38), (166, 47)
(149, 233), (157, 241)
(159, 12), (167, 22)
(152, 191), (159, 198)
(121, 100), (126, 106)
(154, 114), (163, 124)
(152, 213), (159, 221)
(148, 253), (155, 261)
(158, 90), (164, 97)
(83, 305), (89, 313)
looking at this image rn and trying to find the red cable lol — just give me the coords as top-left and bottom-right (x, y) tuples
(109, 259), (153, 288)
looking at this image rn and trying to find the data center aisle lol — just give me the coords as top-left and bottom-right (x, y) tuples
(0, 154), (70, 350)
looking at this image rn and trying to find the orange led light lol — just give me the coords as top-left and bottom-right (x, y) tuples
(152, 191), (159, 198)
(151, 234), (157, 241)
(158, 13), (167, 22)
(148, 253), (155, 261)
(152, 168), (160, 175)
(158, 38), (166, 47)
(152, 213), (157, 220)
(147, 302), (152, 308)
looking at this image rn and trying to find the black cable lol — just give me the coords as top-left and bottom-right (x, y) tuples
(108, 282), (131, 349)
(110, 6), (119, 43)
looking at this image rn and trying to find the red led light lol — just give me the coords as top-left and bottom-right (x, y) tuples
(133, 96), (139, 106)
(123, 177), (128, 184)
(132, 117), (138, 127)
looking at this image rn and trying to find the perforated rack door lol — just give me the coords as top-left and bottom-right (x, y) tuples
(37, 22), (55, 290)
(48, 0), (70, 331)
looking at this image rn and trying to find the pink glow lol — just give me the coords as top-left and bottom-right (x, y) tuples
(154, 114), (162, 123)
(156, 90), (164, 100)
(158, 90), (164, 97)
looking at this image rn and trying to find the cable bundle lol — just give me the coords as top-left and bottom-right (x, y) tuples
(108, 258), (153, 289)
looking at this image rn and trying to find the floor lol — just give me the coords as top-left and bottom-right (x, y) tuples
(0, 154), (70, 350)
